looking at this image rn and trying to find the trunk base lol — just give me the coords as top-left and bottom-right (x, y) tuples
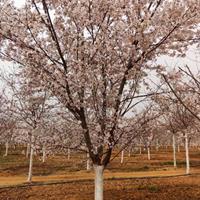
(94, 165), (104, 200)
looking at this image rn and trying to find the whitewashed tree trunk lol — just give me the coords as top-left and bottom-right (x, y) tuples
(139, 139), (142, 154)
(185, 133), (190, 174)
(3, 141), (9, 157)
(42, 145), (46, 163)
(128, 148), (131, 157)
(67, 148), (70, 160)
(139, 146), (142, 154)
(120, 150), (124, 164)
(26, 143), (30, 158)
(86, 153), (90, 170)
(178, 143), (180, 152)
(27, 144), (34, 182)
(156, 139), (159, 151)
(94, 165), (104, 200)
(147, 147), (151, 160)
(172, 134), (177, 168)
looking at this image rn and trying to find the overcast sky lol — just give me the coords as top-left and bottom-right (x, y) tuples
(14, 0), (25, 8)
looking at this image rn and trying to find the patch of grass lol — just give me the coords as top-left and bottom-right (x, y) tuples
(134, 165), (150, 171)
(137, 184), (160, 193)
(162, 161), (174, 165)
(160, 161), (186, 166)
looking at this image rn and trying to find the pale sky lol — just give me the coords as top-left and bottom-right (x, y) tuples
(14, 0), (25, 8)
(157, 45), (200, 73)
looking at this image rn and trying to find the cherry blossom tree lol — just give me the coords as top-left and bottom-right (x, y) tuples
(0, 118), (16, 157)
(1, 1), (200, 199)
(0, 88), (18, 157)
(1, 70), (53, 182)
(155, 70), (200, 174)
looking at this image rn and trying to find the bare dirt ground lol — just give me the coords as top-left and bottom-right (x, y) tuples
(0, 147), (200, 199)
(0, 175), (200, 200)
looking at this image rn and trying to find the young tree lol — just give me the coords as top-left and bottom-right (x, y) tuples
(1, 71), (52, 182)
(155, 70), (200, 174)
(153, 94), (180, 168)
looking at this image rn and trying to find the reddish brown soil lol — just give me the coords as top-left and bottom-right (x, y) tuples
(0, 147), (200, 199)
(0, 175), (200, 200)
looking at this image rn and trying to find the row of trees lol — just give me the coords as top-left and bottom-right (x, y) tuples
(0, 64), (200, 193)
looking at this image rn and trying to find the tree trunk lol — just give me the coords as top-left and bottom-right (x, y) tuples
(67, 148), (70, 160)
(42, 145), (46, 163)
(177, 143), (180, 152)
(172, 134), (177, 168)
(128, 148), (131, 157)
(147, 147), (151, 160)
(139, 146), (142, 154)
(185, 133), (190, 174)
(27, 145), (34, 182)
(120, 150), (124, 164)
(139, 139), (142, 154)
(4, 141), (9, 157)
(156, 139), (159, 151)
(94, 165), (104, 200)
(26, 143), (30, 158)
(86, 153), (90, 171)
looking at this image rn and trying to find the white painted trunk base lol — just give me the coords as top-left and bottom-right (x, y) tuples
(27, 146), (34, 182)
(139, 139), (142, 154)
(128, 148), (131, 157)
(4, 141), (9, 157)
(26, 143), (30, 158)
(147, 147), (151, 160)
(121, 150), (124, 164)
(42, 145), (46, 163)
(86, 153), (90, 170)
(139, 147), (142, 154)
(172, 134), (177, 168)
(156, 139), (159, 151)
(185, 133), (190, 174)
(94, 165), (104, 200)
(68, 148), (70, 160)
(178, 144), (180, 152)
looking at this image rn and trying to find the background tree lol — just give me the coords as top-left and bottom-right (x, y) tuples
(1, 70), (53, 182)
(155, 70), (200, 174)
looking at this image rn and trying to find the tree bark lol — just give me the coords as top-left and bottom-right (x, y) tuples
(86, 153), (90, 170)
(3, 141), (9, 157)
(67, 148), (70, 160)
(27, 144), (34, 182)
(177, 143), (180, 152)
(156, 139), (159, 151)
(147, 147), (151, 160)
(128, 148), (131, 157)
(120, 150), (124, 164)
(185, 133), (190, 174)
(94, 165), (104, 200)
(26, 143), (30, 158)
(139, 139), (142, 154)
(42, 144), (46, 163)
(172, 134), (177, 168)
